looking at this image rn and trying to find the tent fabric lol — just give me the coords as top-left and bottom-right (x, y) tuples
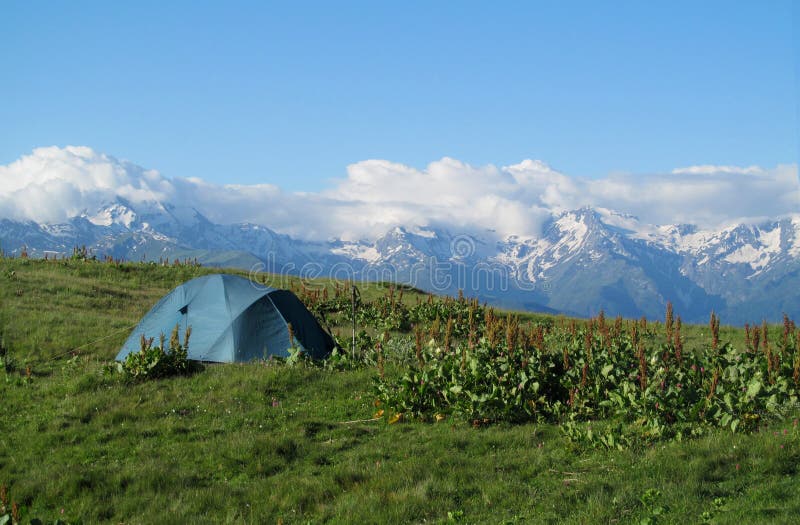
(116, 274), (334, 363)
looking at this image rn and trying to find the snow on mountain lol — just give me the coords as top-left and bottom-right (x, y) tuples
(720, 225), (781, 273)
(666, 218), (799, 279)
(497, 208), (635, 282)
(85, 202), (137, 228)
(790, 216), (800, 258)
(329, 243), (381, 263)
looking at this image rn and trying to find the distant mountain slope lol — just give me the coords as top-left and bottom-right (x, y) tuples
(1, 199), (798, 323)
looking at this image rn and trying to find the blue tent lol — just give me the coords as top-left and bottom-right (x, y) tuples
(116, 274), (334, 363)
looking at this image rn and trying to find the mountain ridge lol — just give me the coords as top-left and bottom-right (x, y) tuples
(1, 198), (798, 324)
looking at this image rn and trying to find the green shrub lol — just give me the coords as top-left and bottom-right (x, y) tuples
(374, 310), (800, 448)
(116, 324), (193, 380)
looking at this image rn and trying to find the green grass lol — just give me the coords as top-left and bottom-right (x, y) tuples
(1, 258), (798, 523)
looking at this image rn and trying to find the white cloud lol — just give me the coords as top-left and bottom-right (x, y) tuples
(0, 146), (797, 241)
(0, 146), (176, 224)
(671, 165), (764, 175)
(579, 164), (800, 226)
(323, 157), (551, 238)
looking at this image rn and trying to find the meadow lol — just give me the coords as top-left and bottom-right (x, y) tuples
(1, 256), (798, 524)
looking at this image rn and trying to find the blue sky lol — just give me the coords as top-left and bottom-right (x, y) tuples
(1, 1), (797, 192)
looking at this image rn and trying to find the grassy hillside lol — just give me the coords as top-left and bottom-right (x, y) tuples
(1, 257), (798, 524)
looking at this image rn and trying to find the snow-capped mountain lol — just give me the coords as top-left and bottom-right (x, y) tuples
(1, 199), (798, 324)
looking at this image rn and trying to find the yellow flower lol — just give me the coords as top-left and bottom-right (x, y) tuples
(388, 413), (402, 424)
